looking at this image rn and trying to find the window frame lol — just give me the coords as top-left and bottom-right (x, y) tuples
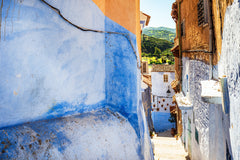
(163, 74), (168, 83)
(197, 0), (209, 26)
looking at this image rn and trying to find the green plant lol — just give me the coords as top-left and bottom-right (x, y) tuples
(168, 113), (176, 123)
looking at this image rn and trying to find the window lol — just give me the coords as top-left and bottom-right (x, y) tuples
(198, 0), (209, 26)
(163, 75), (168, 83)
(142, 61), (147, 73)
(153, 95), (155, 102)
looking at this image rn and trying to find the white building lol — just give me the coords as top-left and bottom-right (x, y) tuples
(151, 64), (175, 132)
(151, 64), (175, 112)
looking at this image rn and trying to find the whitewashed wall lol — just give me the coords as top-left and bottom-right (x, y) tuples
(151, 72), (175, 97)
(219, 1), (240, 159)
(152, 97), (175, 113)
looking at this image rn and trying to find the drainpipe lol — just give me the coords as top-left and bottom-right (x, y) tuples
(178, 1), (182, 92)
(208, 0), (214, 79)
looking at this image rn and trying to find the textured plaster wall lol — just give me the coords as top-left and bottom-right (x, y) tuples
(181, 0), (210, 51)
(182, 55), (233, 160)
(92, 0), (142, 58)
(180, 1), (240, 159)
(0, 0), (153, 159)
(0, 0), (106, 128)
(104, 17), (153, 159)
(181, 110), (188, 149)
(212, 0), (234, 67)
(209, 104), (230, 160)
(182, 57), (211, 160)
(182, 58), (190, 96)
(0, 109), (141, 159)
(142, 85), (154, 132)
(219, 1), (240, 159)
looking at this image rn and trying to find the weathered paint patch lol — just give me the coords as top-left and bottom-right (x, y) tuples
(0, 109), (141, 159)
(0, 0), (105, 128)
(105, 16), (139, 135)
(141, 85), (154, 132)
(0, 0), (153, 159)
(104, 16), (153, 159)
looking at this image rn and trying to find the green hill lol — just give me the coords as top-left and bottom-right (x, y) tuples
(141, 34), (174, 64)
(142, 27), (176, 42)
(141, 34), (173, 55)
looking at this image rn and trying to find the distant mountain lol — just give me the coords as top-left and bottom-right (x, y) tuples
(142, 27), (176, 42)
(144, 27), (176, 33)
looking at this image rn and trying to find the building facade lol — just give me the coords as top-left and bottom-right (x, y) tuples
(151, 64), (175, 132)
(171, 0), (239, 160)
(0, 0), (153, 159)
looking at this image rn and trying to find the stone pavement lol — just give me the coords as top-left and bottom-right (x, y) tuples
(151, 130), (188, 160)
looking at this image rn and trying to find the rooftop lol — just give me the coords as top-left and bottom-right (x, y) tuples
(152, 64), (175, 72)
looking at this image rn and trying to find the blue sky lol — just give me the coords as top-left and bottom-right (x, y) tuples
(140, 0), (176, 28)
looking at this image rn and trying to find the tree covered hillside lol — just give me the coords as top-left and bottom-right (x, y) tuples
(141, 34), (174, 64)
(141, 34), (173, 56)
(142, 27), (176, 42)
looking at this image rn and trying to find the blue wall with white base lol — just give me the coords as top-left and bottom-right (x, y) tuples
(0, 0), (153, 159)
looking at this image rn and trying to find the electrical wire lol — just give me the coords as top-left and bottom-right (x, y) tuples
(40, 0), (140, 68)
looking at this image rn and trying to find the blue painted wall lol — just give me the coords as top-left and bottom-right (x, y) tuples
(142, 84), (154, 132)
(0, 0), (153, 159)
(151, 112), (174, 132)
(0, 0), (106, 128)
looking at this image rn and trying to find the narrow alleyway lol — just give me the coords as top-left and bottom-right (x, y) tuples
(152, 130), (188, 160)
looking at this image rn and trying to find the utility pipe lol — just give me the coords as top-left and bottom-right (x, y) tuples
(208, 0), (214, 80)
(178, 1), (182, 92)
